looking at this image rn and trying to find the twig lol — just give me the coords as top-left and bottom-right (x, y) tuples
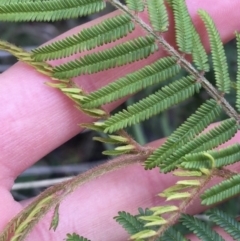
(108, 0), (240, 124)
(0, 153), (150, 241)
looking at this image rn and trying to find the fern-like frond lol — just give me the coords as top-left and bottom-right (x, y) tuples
(114, 211), (144, 235)
(103, 76), (200, 133)
(144, 99), (221, 169)
(180, 214), (225, 241)
(159, 227), (188, 241)
(146, 0), (169, 32)
(192, 28), (210, 72)
(236, 32), (240, 112)
(201, 174), (240, 205)
(82, 57), (180, 109)
(208, 209), (240, 241)
(32, 14), (135, 61)
(160, 118), (237, 173)
(198, 10), (230, 93)
(65, 233), (90, 241)
(192, 120), (237, 154)
(125, 0), (144, 12)
(181, 144), (240, 170)
(53, 35), (158, 79)
(171, 0), (193, 53)
(0, 0), (105, 22)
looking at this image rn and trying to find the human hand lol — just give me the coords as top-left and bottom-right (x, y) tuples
(1, 1), (240, 240)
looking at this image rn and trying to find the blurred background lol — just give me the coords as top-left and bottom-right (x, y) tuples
(1, 2), (239, 217)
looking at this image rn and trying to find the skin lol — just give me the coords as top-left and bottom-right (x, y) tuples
(1, 1), (240, 240)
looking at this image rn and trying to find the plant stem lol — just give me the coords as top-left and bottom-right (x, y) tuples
(108, 0), (240, 124)
(0, 153), (149, 241)
(150, 174), (212, 240)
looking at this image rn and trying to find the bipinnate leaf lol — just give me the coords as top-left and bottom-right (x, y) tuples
(0, 0), (106, 22)
(181, 214), (225, 241)
(104, 76), (200, 133)
(192, 28), (210, 72)
(198, 10), (231, 93)
(125, 0), (144, 12)
(208, 209), (240, 240)
(82, 57), (180, 109)
(160, 118), (237, 173)
(171, 0), (193, 53)
(114, 211), (144, 235)
(159, 227), (188, 241)
(145, 99), (221, 169)
(53, 35), (158, 79)
(32, 13), (135, 61)
(201, 174), (240, 206)
(146, 0), (169, 32)
(181, 144), (240, 170)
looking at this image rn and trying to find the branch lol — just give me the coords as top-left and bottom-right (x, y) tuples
(108, 0), (240, 124)
(0, 153), (150, 241)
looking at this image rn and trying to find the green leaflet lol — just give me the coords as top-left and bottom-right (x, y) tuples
(65, 233), (91, 241)
(193, 121), (237, 153)
(49, 204), (60, 231)
(115, 208), (155, 239)
(82, 57), (180, 109)
(159, 227), (188, 241)
(102, 144), (135, 156)
(202, 174), (240, 206)
(93, 135), (128, 145)
(103, 76), (200, 133)
(53, 35), (158, 79)
(114, 211), (145, 235)
(192, 28), (210, 72)
(181, 144), (240, 170)
(125, 0), (144, 12)
(0, 0), (105, 22)
(32, 14), (135, 61)
(81, 122), (105, 132)
(236, 32), (240, 112)
(180, 214), (225, 241)
(208, 209), (240, 240)
(146, 0), (169, 32)
(168, 0), (209, 67)
(171, 0), (193, 53)
(160, 118), (237, 173)
(199, 10), (231, 93)
(145, 99), (221, 169)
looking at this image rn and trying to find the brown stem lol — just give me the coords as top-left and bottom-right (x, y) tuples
(149, 174), (212, 241)
(213, 168), (238, 179)
(108, 0), (240, 124)
(0, 153), (149, 241)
